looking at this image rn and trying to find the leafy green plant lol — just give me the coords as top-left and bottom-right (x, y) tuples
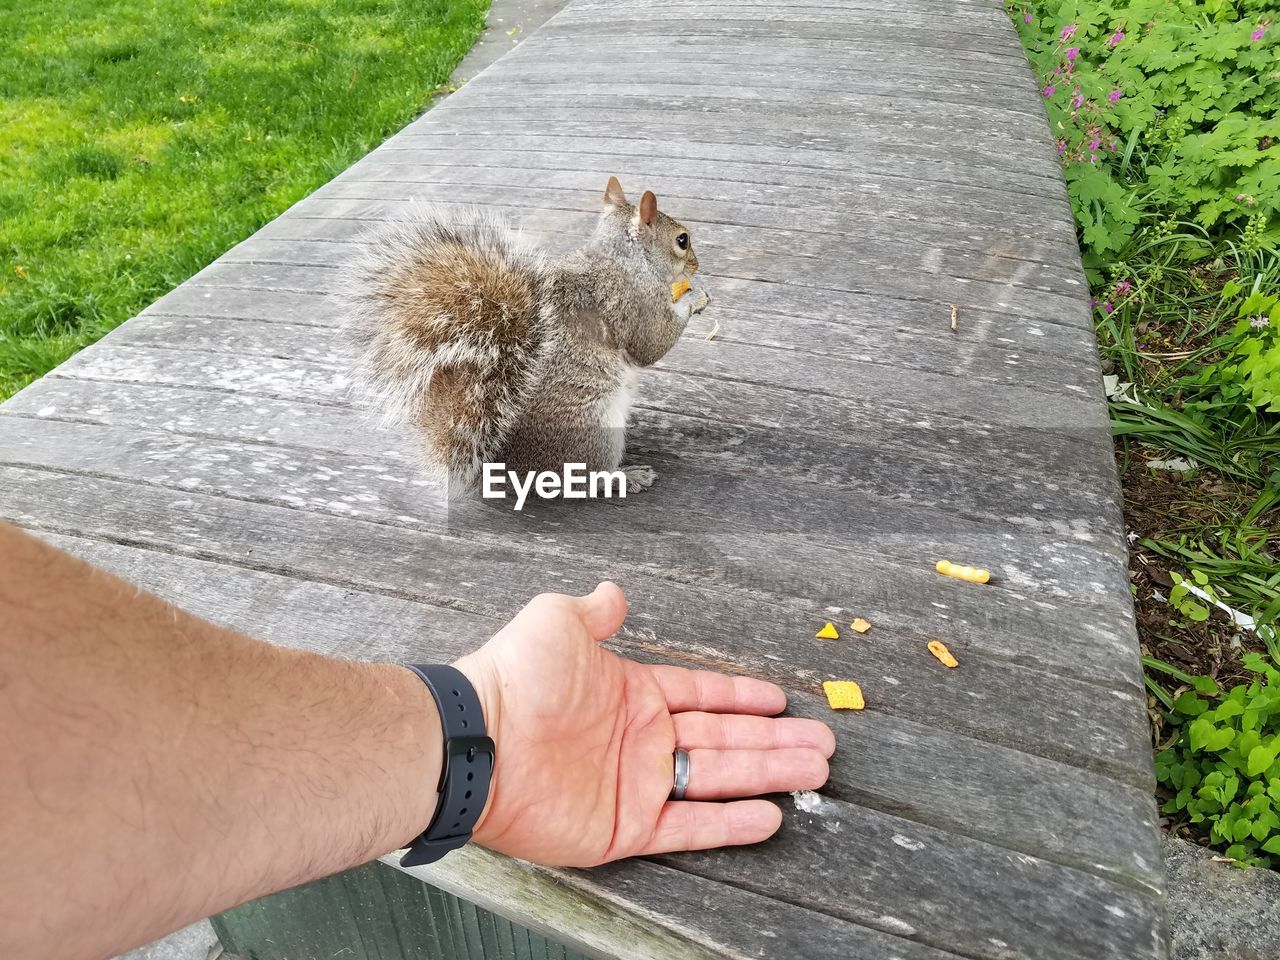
(1154, 652), (1280, 865)
(1011, 0), (1280, 262)
(1199, 283), (1280, 412)
(1169, 569), (1214, 622)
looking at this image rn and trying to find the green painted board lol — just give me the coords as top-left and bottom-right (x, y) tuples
(211, 860), (590, 960)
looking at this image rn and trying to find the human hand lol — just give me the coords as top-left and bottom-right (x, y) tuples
(453, 582), (834, 867)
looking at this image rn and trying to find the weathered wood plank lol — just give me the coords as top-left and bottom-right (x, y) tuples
(207, 233), (1099, 364)
(42, 342), (1117, 497)
(36, 533), (1162, 898)
(0, 409), (1133, 620)
(258, 170), (1082, 260)
(2, 370), (1121, 563)
(89, 290), (1107, 404)
(286, 189), (1080, 291)
(232, 194), (1087, 304)
(307, 173), (1081, 269)
(371, 131), (1067, 191)
(0, 463), (1151, 793)
(392, 104), (1064, 175)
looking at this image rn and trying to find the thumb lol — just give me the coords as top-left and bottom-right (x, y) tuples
(578, 581), (627, 642)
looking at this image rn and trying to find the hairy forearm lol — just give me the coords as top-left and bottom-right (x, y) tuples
(0, 524), (442, 960)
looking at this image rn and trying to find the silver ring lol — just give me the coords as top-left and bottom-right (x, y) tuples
(671, 748), (690, 800)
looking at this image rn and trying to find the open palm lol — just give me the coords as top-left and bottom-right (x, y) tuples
(454, 582), (834, 867)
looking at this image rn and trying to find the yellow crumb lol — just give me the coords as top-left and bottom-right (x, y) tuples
(928, 640), (959, 668)
(822, 680), (865, 710)
(851, 618), (871, 633)
(935, 559), (991, 584)
(672, 279), (691, 302)
(816, 622), (839, 640)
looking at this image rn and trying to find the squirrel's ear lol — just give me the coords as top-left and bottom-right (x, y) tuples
(603, 176), (628, 208)
(639, 191), (657, 226)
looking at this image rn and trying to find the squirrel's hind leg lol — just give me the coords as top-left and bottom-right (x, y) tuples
(622, 465), (657, 493)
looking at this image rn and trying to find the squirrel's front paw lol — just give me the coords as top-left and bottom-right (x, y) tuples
(623, 465), (657, 494)
(688, 285), (711, 316)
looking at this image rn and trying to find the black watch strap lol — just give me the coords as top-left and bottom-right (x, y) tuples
(400, 664), (495, 868)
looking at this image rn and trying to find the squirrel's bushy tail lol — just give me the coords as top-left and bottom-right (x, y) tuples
(342, 211), (554, 493)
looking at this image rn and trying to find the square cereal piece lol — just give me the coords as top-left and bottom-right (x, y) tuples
(822, 680), (864, 710)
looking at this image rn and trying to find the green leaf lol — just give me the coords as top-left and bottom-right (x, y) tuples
(1192, 675), (1221, 695)
(1177, 692), (1210, 717)
(1209, 727), (1238, 752)
(1263, 835), (1280, 856)
(1190, 717), (1219, 751)
(1250, 746), (1277, 777)
(1216, 699), (1245, 720)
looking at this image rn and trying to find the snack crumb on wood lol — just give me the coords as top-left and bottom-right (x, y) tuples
(816, 622), (840, 640)
(851, 618), (871, 633)
(671, 278), (691, 302)
(823, 680), (865, 710)
(935, 559), (991, 584)
(928, 640), (959, 668)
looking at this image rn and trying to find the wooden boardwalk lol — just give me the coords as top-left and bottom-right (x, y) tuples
(0, 0), (1169, 957)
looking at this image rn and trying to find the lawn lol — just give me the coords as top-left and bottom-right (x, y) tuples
(0, 0), (487, 400)
(1010, 1), (1280, 865)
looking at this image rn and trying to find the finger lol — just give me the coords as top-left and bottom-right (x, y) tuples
(577, 581), (628, 641)
(674, 713), (837, 757)
(649, 664), (787, 716)
(683, 747), (829, 799)
(638, 799), (782, 856)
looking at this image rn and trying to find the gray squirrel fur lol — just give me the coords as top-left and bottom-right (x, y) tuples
(344, 177), (711, 496)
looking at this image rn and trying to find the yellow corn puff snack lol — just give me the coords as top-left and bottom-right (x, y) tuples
(672, 278), (691, 302)
(823, 680), (865, 710)
(851, 618), (871, 634)
(816, 622), (839, 640)
(928, 640), (959, 668)
(935, 559), (991, 584)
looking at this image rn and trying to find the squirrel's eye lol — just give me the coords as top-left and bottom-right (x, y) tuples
(676, 233), (689, 250)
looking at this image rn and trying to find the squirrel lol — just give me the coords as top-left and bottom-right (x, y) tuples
(344, 176), (711, 497)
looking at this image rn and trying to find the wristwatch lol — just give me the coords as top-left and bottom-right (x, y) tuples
(399, 664), (495, 867)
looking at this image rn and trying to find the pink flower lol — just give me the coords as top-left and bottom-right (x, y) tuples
(1252, 24), (1267, 41)
(1108, 30), (1124, 47)
(1115, 281), (1132, 296)
(1025, 11), (1033, 23)
(1250, 316), (1269, 329)
(1056, 139), (1068, 156)
(1061, 24), (1078, 40)
(1089, 137), (1101, 151)
(1042, 84), (1056, 97)
(1066, 46), (1079, 60)
(1109, 89), (1123, 103)
(1104, 302), (1114, 314)
(1090, 297), (1098, 308)
(1072, 93), (1085, 108)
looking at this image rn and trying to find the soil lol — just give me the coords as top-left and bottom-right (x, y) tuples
(1118, 452), (1276, 746)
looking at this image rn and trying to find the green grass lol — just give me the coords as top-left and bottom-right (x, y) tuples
(0, 0), (487, 400)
